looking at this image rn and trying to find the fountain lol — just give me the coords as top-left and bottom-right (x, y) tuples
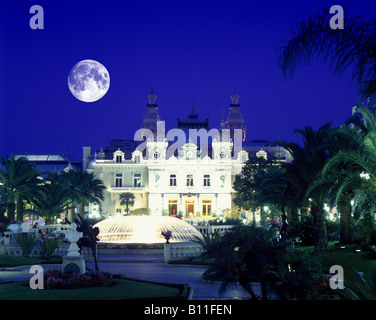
(94, 216), (203, 244)
(93, 216), (204, 256)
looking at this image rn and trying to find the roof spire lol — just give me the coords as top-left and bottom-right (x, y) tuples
(148, 87), (157, 104)
(230, 86), (239, 105)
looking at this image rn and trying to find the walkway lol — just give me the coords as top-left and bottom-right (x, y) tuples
(0, 254), (254, 300)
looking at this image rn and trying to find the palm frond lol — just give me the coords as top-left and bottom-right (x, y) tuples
(279, 9), (376, 99)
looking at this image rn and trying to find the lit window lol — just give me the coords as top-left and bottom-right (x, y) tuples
(202, 199), (212, 216)
(168, 199), (178, 216)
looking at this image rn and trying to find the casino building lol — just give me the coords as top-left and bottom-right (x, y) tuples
(83, 89), (290, 219)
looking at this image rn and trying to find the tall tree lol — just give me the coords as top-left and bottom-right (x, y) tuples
(276, 123), (336, 254)
(256, 144), (308, 224)
(279, 9), (376, 101)
(319, 105), (376, 243)
(233, 156), (274, 226)
(0, 155), (40, 221)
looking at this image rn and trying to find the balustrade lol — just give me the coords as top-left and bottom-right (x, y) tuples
(164, 242), (204, 262)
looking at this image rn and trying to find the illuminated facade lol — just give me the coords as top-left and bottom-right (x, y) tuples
(83, 89), (290, 219)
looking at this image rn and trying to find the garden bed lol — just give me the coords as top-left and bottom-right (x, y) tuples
(44, 269), (113, 289)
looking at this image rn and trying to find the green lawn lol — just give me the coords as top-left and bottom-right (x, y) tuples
(0, 255), (62, 267)
(295, 242), (376, 299)
(0, 254), (189, 300)
(0, 278), (189, 300)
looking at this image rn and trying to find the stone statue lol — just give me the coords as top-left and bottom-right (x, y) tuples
(66, 223), (82, 257)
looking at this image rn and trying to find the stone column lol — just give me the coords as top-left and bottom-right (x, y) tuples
(196, 194), (201, 218)
(179, 194), (183, 215)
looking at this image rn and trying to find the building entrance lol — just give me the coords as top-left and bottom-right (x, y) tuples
(185, 199), (195, 218)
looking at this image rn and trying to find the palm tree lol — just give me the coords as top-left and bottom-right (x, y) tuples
(275, 123), (336, 254)
(76, 170), (106, 217)
(256, 144), (308, 224)
(0, 155), (41, 221)
(59, 168), (106, 222)
(279, 9), (376, 101)
(318, 104), (376, 242)
(119, 192), (135, 215)
(31, 174), (69, 224)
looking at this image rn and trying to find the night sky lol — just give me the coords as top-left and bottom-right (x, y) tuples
(1, 0), (375, 161)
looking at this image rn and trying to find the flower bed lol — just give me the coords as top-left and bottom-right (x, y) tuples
(45, 269), (113, 290)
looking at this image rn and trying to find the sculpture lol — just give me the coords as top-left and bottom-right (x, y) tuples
(66, 223), (82, 257)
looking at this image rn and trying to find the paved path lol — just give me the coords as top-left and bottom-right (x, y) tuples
(0, 254), (254, 300)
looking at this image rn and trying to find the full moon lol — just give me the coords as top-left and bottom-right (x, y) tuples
(68, 59), (110, 102)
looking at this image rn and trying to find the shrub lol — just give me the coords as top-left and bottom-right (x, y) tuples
(129, 208), (151, 216)
(326, 219), (340, 240)
(193, 230), (223, 258)
(287, 215), (339, 246)
(201, 225), (326, 300)
(352, 220), (376, 246)
(221, 207), (241, 222)
(39, 237), (61, 258)
(287, 216), (314, 246)
(14, 233), (38, 256)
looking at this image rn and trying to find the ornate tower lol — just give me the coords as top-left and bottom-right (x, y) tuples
(225, 89), (247, 142)
(142, 88), (162, 140)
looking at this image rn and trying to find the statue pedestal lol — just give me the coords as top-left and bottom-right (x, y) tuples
(62, 256), (86, 274)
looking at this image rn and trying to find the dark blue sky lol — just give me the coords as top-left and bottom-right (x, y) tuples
(0, 0), (374, 160)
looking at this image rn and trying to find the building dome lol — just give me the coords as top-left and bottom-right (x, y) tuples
(94, 216), (203, 244)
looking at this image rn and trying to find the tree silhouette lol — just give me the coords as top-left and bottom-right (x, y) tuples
(75, 213), (100, 273)
(119, 192), (135, 215)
